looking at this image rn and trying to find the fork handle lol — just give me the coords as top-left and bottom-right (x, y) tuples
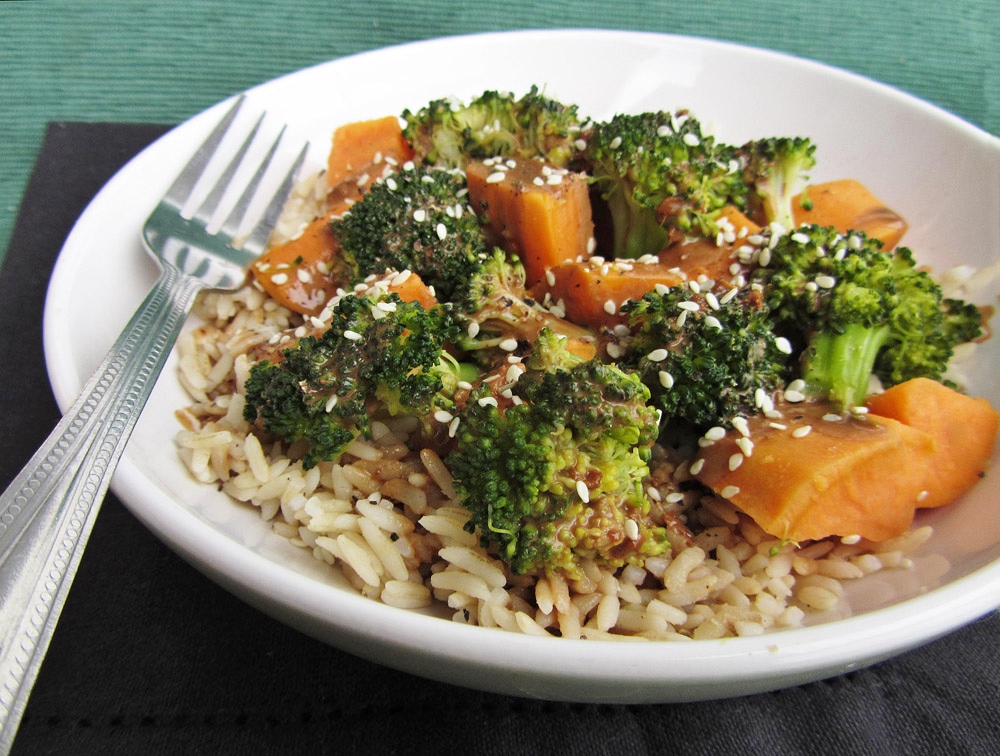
(0, 263), (204, 753)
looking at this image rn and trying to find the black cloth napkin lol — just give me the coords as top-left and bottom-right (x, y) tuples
(3, 123), (1000, 756)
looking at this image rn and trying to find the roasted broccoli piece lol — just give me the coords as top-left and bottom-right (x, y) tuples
(243, 291), (460, 467)
(330, 165), (489, 303)
(585, 109), (748, 259)
(739, 136), (817, 230)
(619, 286), (792, 434)
(447, 330), (676, 577)
(755, 224), (983, 409)
(401, 86), (586, 170)
(453, 249), (596, 366)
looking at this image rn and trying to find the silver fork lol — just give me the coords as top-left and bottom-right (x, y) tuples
(0, 95), (308, 752)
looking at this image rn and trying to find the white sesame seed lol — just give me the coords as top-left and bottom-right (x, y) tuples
(822, 413), (842, 422)
(576, 479), (591, 503)
(815, 275), (836, 289)
(758, 248), (772, 267)
(792, 425), (812, 438)
(467, 321), (480, 338)
(665, 492), (685, 503)
(434, 410), (454, 423)
(604, 300), (617, 315)
(682, 132), (701, 147)
(840, 534), (862, 545)
(436, 223), (447, 240)
(787, 379), (806, 392)
(477, 396), (499, 408)
(704, 426), (726, 441)
(705, 292), (720, 310)
(498, 338), (519, 352)
(547, 173), (563, 185)
(412, 209), (427, 222)
(719, 288), (739, 305)
(658, 371), (674, 389)
(385, 177), (398, 191)
(852, 406), (870, 415)
(606, 343), (625, 359)
(768, 422), (788, 430)
(784, 389), (806, 403)
(486, 172), (506, 184)
(624, 518), (640, 540)
(791, 232), (811, 245)
(678, 301), (700, 312)
(270, 272), (289, 285)
(689, 458), (705, 475)
(676, 310), (688, 327)
(705, 315), (722, 330)
(775, 336), (793, 354)
(689, 280), (701, 294)
(735, 437), (754, 458)
(647, 348), (669, 362)
(720, 485), (740, 499)
(294, 268), (312, 284)
(728, 453), (744, 471)
(505, 364), (524, 383)
(732, 416), (750, 437)
(545, 269), (556, 287)
(448, 416), (461, 437)
(646, 486), (662, 502)
(609, 136), (623, 149)
(343, 330), (362, 341)
(325, 394), (338, 412)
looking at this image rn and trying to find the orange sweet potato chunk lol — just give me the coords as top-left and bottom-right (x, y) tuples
(866, 378), (1000, 508)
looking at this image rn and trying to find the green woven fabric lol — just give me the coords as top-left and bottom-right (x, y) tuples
(2, 0), (998, 261)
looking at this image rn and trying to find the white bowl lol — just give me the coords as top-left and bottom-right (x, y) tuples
(42, 29), (1000, 703)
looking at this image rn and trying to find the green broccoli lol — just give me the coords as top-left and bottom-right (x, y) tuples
(739, 136), (817, 230)
(330, 165), (489, 303)
(618, 286), (792, 434)
(447, 330), (678, 577)
(755, 224), (983, 409)
(584, 109), (748, 259)
(243, 290), (460, 467)
(453, 249), (597, 366)
(401, 86), (586, 170)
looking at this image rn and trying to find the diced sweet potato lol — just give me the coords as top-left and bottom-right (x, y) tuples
(533, 258), (685, 329)
(866, 378), (999, 508)
(793, 179), (908, 249)
(466, 158), (595, 288)
(693, 401), (937, 542)
(251, 215), (341, 316)
(327, 115), (414, 190)
(657, 206), (761, 283)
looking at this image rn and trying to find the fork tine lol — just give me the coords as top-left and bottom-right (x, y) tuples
(239, 142), (310, 255)
(163, 94), (245, 207)
(189, 112), (264, 225)
(216, 125), (286, 243)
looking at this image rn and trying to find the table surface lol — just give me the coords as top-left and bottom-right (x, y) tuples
(3, 2), (1000, 754)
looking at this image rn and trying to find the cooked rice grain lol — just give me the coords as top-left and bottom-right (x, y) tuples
(174, 285), (938, 641)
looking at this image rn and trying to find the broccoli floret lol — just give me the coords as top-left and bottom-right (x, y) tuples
(453, 249), (596, 365)
(447, 330), (676, 577)
(619, 286), (792, 433)
(243, 291), (459, 467)
(401, 86), (586, 170)
(330, 165), (489, 303)
(756, 225), (983, 409)
(585, 110), (748, 259)
(739, 136), (817, 229)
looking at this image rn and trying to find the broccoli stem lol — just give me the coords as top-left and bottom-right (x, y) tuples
(801, 323), (891, 409)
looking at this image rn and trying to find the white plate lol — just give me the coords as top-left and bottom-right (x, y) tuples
(43, 29), (1000, 703)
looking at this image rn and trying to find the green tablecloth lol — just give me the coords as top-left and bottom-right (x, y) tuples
(1, 0), (998, 261)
